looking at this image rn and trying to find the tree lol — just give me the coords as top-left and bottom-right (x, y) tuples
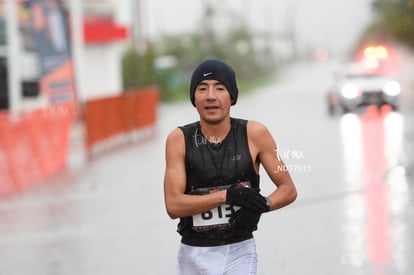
(369, 0), (414, 49)
(122, 43), (157, 91)
(121, 2), (279, 101)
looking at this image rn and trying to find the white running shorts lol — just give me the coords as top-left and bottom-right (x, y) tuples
(177, 238), (257, 275)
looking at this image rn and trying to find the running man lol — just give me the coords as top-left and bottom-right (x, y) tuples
(164, 59), (297, 274)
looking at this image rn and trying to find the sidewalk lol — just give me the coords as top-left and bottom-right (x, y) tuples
(398, 46), (414, 183)
(66, 120), (87, 171)
(402, 108), (414, 182)
(65, 118), (159, 172)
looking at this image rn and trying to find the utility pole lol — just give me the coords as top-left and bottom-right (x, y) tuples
(5, 0), (22, 117)
(285, 1), (297, 61)
(69, 0), (85, 104)
(131, 0), (145, 52)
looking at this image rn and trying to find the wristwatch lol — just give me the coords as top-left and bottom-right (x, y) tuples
(265, 197), (272, 210)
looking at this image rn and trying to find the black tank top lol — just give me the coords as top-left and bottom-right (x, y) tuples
(177, 118), (260, 246)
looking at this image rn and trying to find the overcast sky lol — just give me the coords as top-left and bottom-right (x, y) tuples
(138, 0), (374, 57)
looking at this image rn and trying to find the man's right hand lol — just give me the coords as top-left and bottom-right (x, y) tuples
(226, 186), (269, 213)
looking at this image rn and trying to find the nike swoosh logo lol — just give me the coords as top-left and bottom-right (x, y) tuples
(203, 72), (213, 77)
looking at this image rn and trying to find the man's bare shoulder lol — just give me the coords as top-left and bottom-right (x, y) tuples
(246, 120), (271, 137)
(165, 128), (185, 163)
(166, 128), (185, 147)
(167, 127), (184, 139)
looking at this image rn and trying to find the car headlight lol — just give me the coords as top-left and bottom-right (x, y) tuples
(341, 84), (361, 99)
(383, 81), (400, 96)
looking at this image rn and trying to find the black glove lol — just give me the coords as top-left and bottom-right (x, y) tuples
(229, 209), (261, 233)
(226, 186), (269, 213)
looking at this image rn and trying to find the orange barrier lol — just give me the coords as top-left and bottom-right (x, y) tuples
(84, 86), (160, 152)
(0, 108), (72, 197)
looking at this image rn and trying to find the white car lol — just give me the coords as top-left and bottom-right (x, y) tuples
(326, 62), (401, 115)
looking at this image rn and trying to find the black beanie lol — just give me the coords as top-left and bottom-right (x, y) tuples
(189, 59), (238, 107)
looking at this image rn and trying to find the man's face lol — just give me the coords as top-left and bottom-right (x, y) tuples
(194, 79), (233, 123)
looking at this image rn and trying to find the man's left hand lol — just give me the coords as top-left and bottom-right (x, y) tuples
(229, 208), (261, 232)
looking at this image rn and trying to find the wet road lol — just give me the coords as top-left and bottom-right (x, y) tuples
(0, 61), (413, 275)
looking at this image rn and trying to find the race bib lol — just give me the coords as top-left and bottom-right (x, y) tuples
(190, 182), (250, 231)
(192, 204), (240, 230)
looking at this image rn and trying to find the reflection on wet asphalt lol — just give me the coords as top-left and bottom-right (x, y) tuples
(340, 107), (412, 274)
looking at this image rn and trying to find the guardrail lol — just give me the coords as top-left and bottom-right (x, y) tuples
(0, 87), (160, 197)
(83, 86), (160, 156)
(0, 108), (72, 196)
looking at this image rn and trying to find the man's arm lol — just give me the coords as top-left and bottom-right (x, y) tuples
(247, 121), (297, 211)
(163, 128), (227, 219)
